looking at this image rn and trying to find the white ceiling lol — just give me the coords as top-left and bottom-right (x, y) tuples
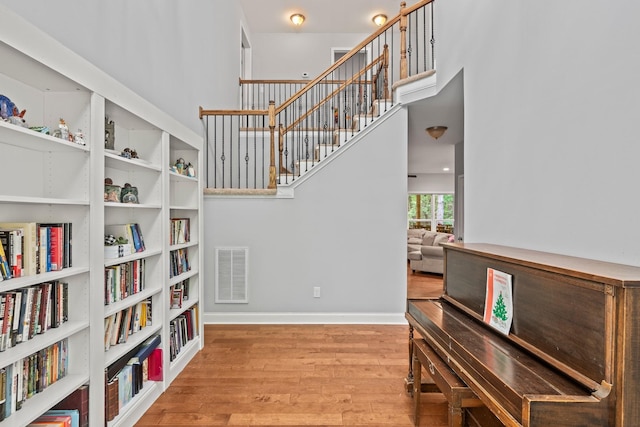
(237, 0), (463, 175)
(237, 0), (404, 34)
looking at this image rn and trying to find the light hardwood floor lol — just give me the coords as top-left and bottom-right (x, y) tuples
(135, 268), (446, 426)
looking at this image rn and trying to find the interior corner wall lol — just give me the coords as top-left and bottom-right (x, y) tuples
(203, 108), (408, 319)
(0, 0), (244, 134)
(436, 0), (640, 265)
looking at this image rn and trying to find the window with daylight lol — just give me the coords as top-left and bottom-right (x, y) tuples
(408, 194), (454, 233)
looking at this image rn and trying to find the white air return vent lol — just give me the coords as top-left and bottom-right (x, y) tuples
(215, 247), (248, 303)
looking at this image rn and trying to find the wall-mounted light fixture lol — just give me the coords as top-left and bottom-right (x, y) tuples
(425, 126), (448, 140)
(290, 13), (305, 26)
(372, 14), (387, 27)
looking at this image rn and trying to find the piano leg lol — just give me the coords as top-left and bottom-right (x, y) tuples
(405, 324), (415, 395)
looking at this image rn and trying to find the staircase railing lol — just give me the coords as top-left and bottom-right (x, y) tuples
(200, 0), (435, 191)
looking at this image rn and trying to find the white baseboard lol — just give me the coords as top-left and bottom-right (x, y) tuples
(203, 312), (408, 325)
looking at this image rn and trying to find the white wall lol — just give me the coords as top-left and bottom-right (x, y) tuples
(204, 109), (408, 322)
(0, 0), (246, 132)
(436, 1), (640, 265)
(251, 33), (369, 79)
(408, 173), (454, 194)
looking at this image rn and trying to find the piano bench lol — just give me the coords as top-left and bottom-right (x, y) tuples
(412, 338), (482, 427)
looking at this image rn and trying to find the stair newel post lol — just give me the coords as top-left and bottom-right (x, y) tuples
(383, 44), (390, 101)
(399, 1), (408, 80)
(268, 100), (277, 189)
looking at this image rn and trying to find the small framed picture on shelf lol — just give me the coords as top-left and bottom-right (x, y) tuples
(171, 288), (183, 309)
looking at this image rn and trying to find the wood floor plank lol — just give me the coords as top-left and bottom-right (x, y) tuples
(136, 273), (453, 427)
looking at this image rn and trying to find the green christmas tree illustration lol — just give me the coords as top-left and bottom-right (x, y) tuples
(493, 292), (509, 321)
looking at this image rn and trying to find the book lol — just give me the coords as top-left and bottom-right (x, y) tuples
(44, 410), (79, 427)
(0, 367), (6, 421)
(29, 413), (73, 427)
(39, 224), (64, 271)
(104, 224), (136, 255)
(0, 229), (23, 278)
(0, 238), (11, 280)
(132, 223), (145, 251)
(11, 290), (22, 346)
(148, 348), (163, 381)
(0, 223), (37, 276)
(105, 374), (119, 421)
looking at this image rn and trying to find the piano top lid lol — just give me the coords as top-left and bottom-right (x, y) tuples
(443, 243), (640, 288)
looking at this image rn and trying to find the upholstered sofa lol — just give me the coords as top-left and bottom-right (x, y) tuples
(407, 229), (453, 274)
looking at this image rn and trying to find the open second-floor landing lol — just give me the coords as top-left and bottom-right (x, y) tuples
(199, 0), (463, 198)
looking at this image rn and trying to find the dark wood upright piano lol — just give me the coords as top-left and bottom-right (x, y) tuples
(406, 243), (640, 426)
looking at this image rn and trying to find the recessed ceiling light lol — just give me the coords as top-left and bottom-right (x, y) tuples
(443, 167), (450, 172)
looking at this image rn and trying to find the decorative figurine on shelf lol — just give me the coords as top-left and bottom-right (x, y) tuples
(104, 178), (121, 202)
(0, 94), (26, 126)
(187, 163), (196, 178)
(120, 183), (139, 204)
(120, 147), (139, 159)
(105, 117), (115, 149)
(174, 158), (186, 175)
(0, 95), (27, 120)
(58, 118), (69, 140)
(74, 129), (86, 146)
(29, 126), (49, 134)
(52, 118), (71, 141)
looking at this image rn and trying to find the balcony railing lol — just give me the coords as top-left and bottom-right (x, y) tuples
(200, 0), (435, 191)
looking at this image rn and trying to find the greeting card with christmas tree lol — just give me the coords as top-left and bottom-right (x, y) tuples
(483, 268), (513, 335)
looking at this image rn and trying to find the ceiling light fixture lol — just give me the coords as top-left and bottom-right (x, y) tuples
(426, 126), (448, 140)
(372, 14), (387, 27)
(290, 13), (305, 26)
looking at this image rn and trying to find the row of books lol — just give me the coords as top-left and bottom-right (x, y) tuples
(0, 282), (68, 352)
(104, 259), (146, 305)
(105, 335), (162, 421)
(28, 409), (80, 427)
(0, 222), (73, 280)
(0, 338), (69, 421)
(104, 298), (152, 351)
(168, 306), (198, 362)
(169, 218), (190, 245)
(104, 223), (146, 256)
(169, 279), (190, 309)
(169, 248), (190, 278)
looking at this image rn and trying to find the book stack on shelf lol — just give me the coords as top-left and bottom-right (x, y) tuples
(168, 307), (197, 362)
(0, 5), (203, 425)
(169, 249), (190, 278)
(169, 218), (190, 245)
(104, 335), (161, 422)
(104, 260), (145, 305)
(104, 298), (152, 352)
(0, 222), (73, 279)
(0, 339), (69, 421)
(0, 282), (68, 351)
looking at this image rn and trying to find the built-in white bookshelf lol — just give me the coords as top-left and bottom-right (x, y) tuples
(0, 6), (203, 426)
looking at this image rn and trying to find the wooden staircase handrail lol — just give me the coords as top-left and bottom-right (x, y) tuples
(239, 78), (374, 86)
(274, 0), (433, 115)
(282, 50), (386, 135)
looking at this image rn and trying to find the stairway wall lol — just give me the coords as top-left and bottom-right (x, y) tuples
(203, 108), (408, 323)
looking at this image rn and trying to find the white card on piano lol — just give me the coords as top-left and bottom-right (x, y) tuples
(483, 268), (513, 335)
